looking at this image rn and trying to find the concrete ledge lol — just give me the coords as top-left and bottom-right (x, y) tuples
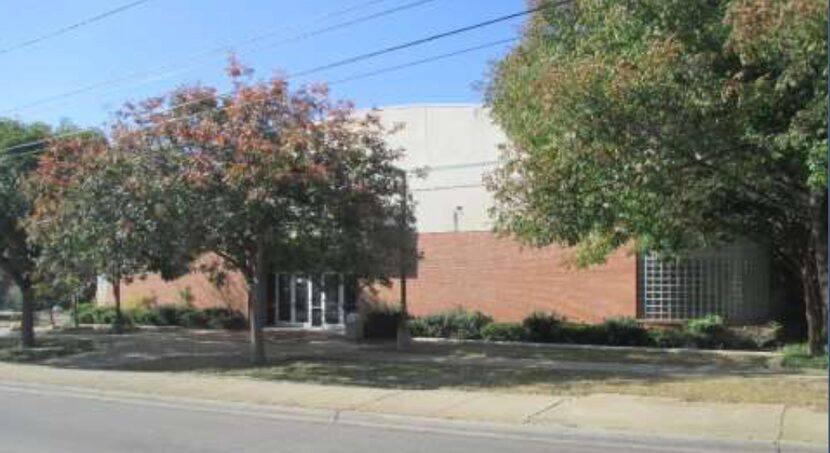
(413, 336), (780, 358)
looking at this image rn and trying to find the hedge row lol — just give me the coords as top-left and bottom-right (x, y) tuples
(391, 308), (779, 350)
(75, 304), (247, 330)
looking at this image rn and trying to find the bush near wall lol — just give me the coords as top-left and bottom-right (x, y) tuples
(362, 302), (402, 339)
(74, 303), (246, 330)
(480, 322), (525, 342)
(408, 308), (493, 340)
(407, 309), (782, 351)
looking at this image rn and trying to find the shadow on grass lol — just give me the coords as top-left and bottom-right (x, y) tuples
(2, 330), (825, 410)
(404, 342), (774, 369)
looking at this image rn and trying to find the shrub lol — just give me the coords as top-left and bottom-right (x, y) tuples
(177, 307), (209, 328)
(780, 343), (829, 370)
(123, 294), (157, 310)
(728, 322), (782, 350)
(560, 322), (604, 344)
(409, 308), (493, 339)
(130, 308), (163, 326)
(684, 315), (733, 349)
(481, 322), (525, 342)
(522, 311), (566, 342)
(597, 317), (652, 346)
(203, 307), (247, 330)
(647, 327), (693, 348)
(685, 315), (725, 337)
(362, 302), (401, 339)
(155, 304), (182, 325)
(74, 303), (132, 328)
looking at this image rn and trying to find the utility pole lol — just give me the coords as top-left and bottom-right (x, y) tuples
(397, 169), (411, 350)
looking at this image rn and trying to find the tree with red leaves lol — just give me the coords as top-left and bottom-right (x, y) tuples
(31, 58), (413, 362)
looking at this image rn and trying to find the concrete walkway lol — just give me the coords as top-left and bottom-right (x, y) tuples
(0, 361), (825, 448)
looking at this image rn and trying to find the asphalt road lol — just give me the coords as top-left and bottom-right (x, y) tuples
(0, 383), (818, 453)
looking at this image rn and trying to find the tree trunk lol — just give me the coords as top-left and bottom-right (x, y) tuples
(19, 280), (35, 348)
(113, 276), (124, 334)
(803, 191), (828, 356)
(810, 192), (828, 340)
(248, 246), (268, 365)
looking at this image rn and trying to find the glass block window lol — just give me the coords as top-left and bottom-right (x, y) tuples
(638, 241), (770, 322)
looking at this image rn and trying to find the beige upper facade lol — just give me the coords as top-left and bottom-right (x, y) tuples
(369, 104), (507, 233)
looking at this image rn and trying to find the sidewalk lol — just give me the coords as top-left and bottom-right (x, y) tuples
(0, 361), (825, 447)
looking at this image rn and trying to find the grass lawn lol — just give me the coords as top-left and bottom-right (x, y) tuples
(206, 357), (827, 412)
(0, 336), (94, 363)
(780, 343), (829, 370)
(3, 330), (823, 412)
(406, 341), (774, 368)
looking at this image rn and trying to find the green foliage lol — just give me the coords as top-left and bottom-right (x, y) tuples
(596, 317), (651, 347)
(685, 315), (726, 337)
(780, 343), (829, 370)
(75, 303), (132, 327)
(203, 307), (246, 330)
(521, 311), (566, 342)
(129, 307), (163, 326)
(75, 302), (245, 330)
(648, 327), (694, 348)
(486, 0), (829, 349)
(407, 308), (493, 340)
(409, 308), (777, 350)
(730, 322), (783, 349)
(362, 302), (402, 339)
(683, 315), (742, 349)
(156, 304), (182, 325)
(480, 322), (525, 342)
(176, 308), (208, 329)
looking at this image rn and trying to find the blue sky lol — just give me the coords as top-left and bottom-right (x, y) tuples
(0, 0), (526, 129)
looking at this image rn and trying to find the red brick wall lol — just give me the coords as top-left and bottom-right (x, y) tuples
(105, 233), (637, 323)
(376, 231), (637, 323)
(102, 255), (248, 313)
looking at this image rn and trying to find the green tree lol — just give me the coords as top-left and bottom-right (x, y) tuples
(26, 134), (196, 333)
(486, 0), (827, 353)
(0, 119), (50, 346)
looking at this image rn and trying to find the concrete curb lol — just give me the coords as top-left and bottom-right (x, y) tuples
(413, 336), (780, 358)
(0, 379), (821, 453)
(0, 360), (825, 447)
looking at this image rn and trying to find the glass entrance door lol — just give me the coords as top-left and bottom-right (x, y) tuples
(274, 273), (345, 328)
(310, 275), (323, 327)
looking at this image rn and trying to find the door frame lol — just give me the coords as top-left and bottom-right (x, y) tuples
(272, 273), (345, 329)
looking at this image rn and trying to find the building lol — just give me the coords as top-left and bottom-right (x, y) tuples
(98, 104), (776, 326)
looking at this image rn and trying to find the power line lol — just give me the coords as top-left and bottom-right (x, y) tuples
(0, 0), (153, 56)
(0, 3), (556, 158)
(329, 38), (515, 86)
(289, 5), (542, 79)
(159, 6), (544, 120)
(2, 0), (432, 115)
(0, 39), (510, 162)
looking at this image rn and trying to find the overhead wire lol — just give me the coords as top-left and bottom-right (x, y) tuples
(0, 0), (153, 56)
(0, 3), (556, 159)
(1, 0), (434, 116)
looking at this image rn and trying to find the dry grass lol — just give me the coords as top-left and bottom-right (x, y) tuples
(407, 341), (774, 368)
(212, 358), (828, 412)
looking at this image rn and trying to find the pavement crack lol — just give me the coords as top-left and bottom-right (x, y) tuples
(350, 390), (404, 411)
(523, 398), (566, 424)
(330, 409), (341, 424)
(774, 405), (788, 453)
